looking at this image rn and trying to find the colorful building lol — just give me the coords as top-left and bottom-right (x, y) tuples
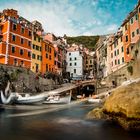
(110, 30), (125, 72)
(0, 9), (32, 68)
(31, 33), (42, 73)
(44, 33), (67, 75)
(121, 2), (140, 63)
(41, 40), (55, 74)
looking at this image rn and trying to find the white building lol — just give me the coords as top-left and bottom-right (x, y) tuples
(66, 45), (84, 80)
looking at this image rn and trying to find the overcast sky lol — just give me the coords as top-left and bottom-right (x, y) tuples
(0, 0), (138, 36)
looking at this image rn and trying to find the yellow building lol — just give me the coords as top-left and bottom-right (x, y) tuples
(31, 33), (42, 73)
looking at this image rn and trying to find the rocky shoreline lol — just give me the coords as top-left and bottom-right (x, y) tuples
(87, 79), (140, 131)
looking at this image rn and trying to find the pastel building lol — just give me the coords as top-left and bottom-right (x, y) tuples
(66, 44), (84, 79)
(0, 9), (32, 68)
(31, 20), (44, 73)
(110, 31), (125, 73)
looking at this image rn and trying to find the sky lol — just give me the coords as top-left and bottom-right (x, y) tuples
(0, 0), (138, 36)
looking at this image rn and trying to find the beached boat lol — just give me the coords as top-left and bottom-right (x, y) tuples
(15, 93), (45, 104)
(0, 91), (17, 104)
(44, 93), (71, 104)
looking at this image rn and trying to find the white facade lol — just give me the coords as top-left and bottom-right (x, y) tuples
(66, 50), (83, 79)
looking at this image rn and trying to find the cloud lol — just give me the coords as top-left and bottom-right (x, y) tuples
(0, 0), (137, 36)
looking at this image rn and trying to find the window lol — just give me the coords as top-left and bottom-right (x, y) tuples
(121, 46), (124, 52)
(49, 55), (51, 60)
(125, 35), (128, 42)
(131, 46), (134, 50)
(38, 38), (40, 42)
(122, 57), (124, 63)
(70, 58), (72, 61)
(70, 63), (72, 66)
(20, 60), (24, 66)
(131, 18), (133, 24)
(34, 36), (36, 41)
(28, 41), (31, 47)
(46, 64), (48, 72)
(115, 60), (117, 65)
(40, 47), (42, 51)
(120, 36), (123, 42)
(46, 53), (48, 58)
(12, 24), (17, 31)
(74, 62), (77, 66)
(132, 32), (135, 38)
(37, 55), (40, 60)
(28, 31), (31, 37)
(111, 53), (113, 58)
(21, 27), (24, 34)
(125, 25), (127, 31)
(20, 38), (24, 44)
(135, 14), (138, 20)
(74, 69), (76, 73)
(36, 45), (39, 50)
(20, 49), (24, 55)
(75, 57), (77, 60)
(40, 56), (42, 61)
(28, 51), (31, 57)
(90, 60), (92, 64)
(114, 50), (116, 56)
(32, 53), (36, 59)
(136, 29), (139, 35)
(11, 46), (15, 53)
(12, 34), (16, 41)
(118, 59), (120, 65)
(126, 48), (129, 54)
(69, 53), (71, 56)
(14, 59), (17, 65)
(117, 49), (119, 55)
(50, 48), (51, 53)
(33, 44), (35, 49)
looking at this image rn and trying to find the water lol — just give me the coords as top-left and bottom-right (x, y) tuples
(0, 103), (140, 140)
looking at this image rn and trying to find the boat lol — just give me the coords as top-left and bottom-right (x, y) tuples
(15, 93), (45, 104)
(1, 91), (17, 104)
(0, 81), (17, 104)
(44, 93), (71, 104)
(88, 98), (102, 103)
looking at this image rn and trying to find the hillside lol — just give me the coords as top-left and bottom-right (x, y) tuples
(67, 35), (100, 50)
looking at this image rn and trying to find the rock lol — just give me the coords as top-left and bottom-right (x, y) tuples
(103, 81), (140, 130)
(87, 107), (107, 119)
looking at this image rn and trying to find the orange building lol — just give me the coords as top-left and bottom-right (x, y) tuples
(41, 40), (55, 74)
(122, 2), (140, 63)
(0, 9), (32, 68)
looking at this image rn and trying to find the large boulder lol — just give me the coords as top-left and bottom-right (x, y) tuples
(103, 81), (140, 130)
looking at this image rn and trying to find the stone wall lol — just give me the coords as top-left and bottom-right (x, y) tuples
(0, 64), (60, 94)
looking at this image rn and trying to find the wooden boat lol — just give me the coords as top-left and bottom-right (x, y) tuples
(15, 93), (45, 104)
(44, 93), (71, 104)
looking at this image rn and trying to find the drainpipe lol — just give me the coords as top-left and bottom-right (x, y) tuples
(5, 20), (10, 64)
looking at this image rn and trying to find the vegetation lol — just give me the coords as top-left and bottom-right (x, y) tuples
(67, 35), (100, 50)
(127, 65), (133, 75)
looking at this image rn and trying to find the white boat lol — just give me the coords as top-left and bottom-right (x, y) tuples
(88, 98), (102, 103)
(44, 93), (71, 104)
(15, 93), (45, 104)
(0, 91), (17, 104)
